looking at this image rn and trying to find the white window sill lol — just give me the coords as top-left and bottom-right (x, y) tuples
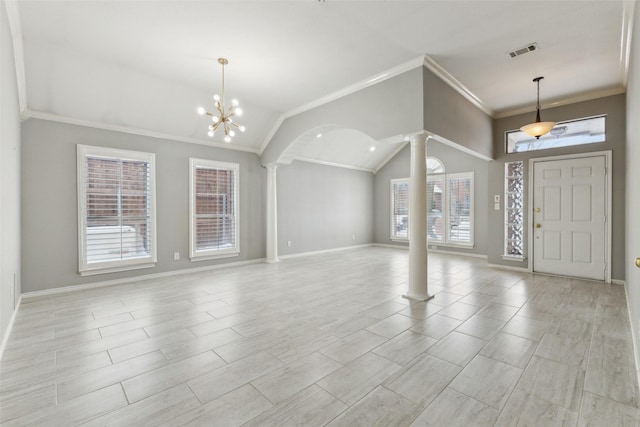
(428, 242), (474, 249)
(390, 238), (409, 243)
(79, 262), (156, 276)
(190, 251), (240, 262)
(502, 255), (526, 262)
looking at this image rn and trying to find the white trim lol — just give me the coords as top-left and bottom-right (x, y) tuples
(0, 295), (22, 362)
(426, 131), (493, 162)
(494, 87), (626, 119)
(390, 178), (410, 241)
(21, 258), (265, 300)
(429, 249), (487, 259)
(373, 243), (487, 260)
(612, 279), (625, 286)
(620, 0), (636, 87)
(374, 140), (410, 174)
(4, 0), (27, 118)
(258, 56), (425, 155)
(291, 156), (374, 173)
(502, 255), (526, 262)
(444, 171), (474, 247)
(373, 243), (409, 250)
(26, 110), (260, 154)
(528, 151), (613, 283)
(487, 263), (530, 273)
(189, 158), (240, 261)
(259, 115), (286, 155)
(77, 144), (158, 275)
(422, 55), (493, 117)
(279, 244), (373, 260)
(80, 262), (156, 277)
(190, 252), (240, 262)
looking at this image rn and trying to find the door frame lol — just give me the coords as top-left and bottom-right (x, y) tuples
(527, 150), (612, 283)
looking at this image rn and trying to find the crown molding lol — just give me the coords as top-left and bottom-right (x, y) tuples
(258, 56), (425, 155)
(426, 131), (493, 161)
(292, 156), (375, 173)
(493, 86), (626, 119)
(422, 55), (493, 117)
(25, 110), (261, 154)
(373, 140), (410, 174)
(4, 0), (27, 117)
(620, 0), (636, 87)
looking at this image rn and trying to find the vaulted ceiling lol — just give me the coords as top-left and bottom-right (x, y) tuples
(7, 1), (634, 170)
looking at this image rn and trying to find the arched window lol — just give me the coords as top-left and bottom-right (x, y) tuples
(391, 156), (474, 247)
(427, 157), (445, 175)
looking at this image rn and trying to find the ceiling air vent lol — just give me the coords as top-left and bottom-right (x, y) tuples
(508, 43), (539, 59)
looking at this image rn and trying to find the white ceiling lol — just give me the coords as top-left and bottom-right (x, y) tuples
(10, 0), (633, 169)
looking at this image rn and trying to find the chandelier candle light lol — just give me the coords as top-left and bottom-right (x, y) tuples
(197, 58), (245, 143)
(520, 76), (556, 139)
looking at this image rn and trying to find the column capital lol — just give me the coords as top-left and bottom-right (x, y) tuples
(404, 130), (429, 144)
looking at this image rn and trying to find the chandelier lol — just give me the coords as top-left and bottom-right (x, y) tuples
(520, 76), (556, 139)
(197, 58), (245, 143)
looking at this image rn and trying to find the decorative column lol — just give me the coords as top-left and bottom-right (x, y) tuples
(265, 163), (280, 263)
(403, 132), (433, 301)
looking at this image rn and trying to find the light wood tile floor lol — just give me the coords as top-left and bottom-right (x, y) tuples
(1, 247), (639, 426)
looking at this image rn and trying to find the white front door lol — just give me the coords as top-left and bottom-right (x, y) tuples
(532, 155), (607, 280)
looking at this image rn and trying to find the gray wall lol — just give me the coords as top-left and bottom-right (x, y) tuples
(21, 119), (265, 293)
(423, 67), (493, 159)
(625, 2), (640, 370)
(262, 67), (423, 165)
(277, 160), (374, 256)
(374, 140), (489, 256)
(488, 94), (626, 281)
(1, 0), (22, 346)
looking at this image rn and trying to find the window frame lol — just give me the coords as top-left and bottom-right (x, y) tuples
(189, 158), (240, 261)
(503, 161), (525, 261)
(390, 169), (474, 248)
(505, 115), (606, 154)
(443, 172), (474, 247)
(77, 144), (157, 276)
(390, 178), (409, 241)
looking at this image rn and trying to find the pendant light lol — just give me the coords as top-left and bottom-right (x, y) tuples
(520, 76), (555, 139)
(197, 58), (245, 143)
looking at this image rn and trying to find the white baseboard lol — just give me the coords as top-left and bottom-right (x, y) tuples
(372, 243), (408, 250)
(429, 249), (487, 259)
(612, 279), (626, 286)
(372, 243), (487, 259)
(0, 295), (22, 361)
(487, 263), (530, 273)
(279, 244), (373, 259)
(21, 258), (265, 300)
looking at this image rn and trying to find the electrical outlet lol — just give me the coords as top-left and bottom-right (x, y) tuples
(352, 234), (356, 240)
(287, 241), (292, 247)
(173, 252), (180, 261)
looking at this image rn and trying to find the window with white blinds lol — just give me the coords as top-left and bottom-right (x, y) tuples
(77, 145), (156, 275)
(390, 179), (409, 240)
(189, 158), (239, 260)
(391, 167), (474, 247)
(446, 173), (473, 245)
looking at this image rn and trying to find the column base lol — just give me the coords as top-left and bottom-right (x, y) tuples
(264, 258), (280, 264)
(402, 293), (435, 302)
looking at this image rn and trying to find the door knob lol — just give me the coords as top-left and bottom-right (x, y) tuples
(636, 257), (640, 268)
(536, 224), (541, 228)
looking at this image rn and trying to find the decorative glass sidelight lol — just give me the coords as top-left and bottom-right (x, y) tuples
(505, 161), (525, 257)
